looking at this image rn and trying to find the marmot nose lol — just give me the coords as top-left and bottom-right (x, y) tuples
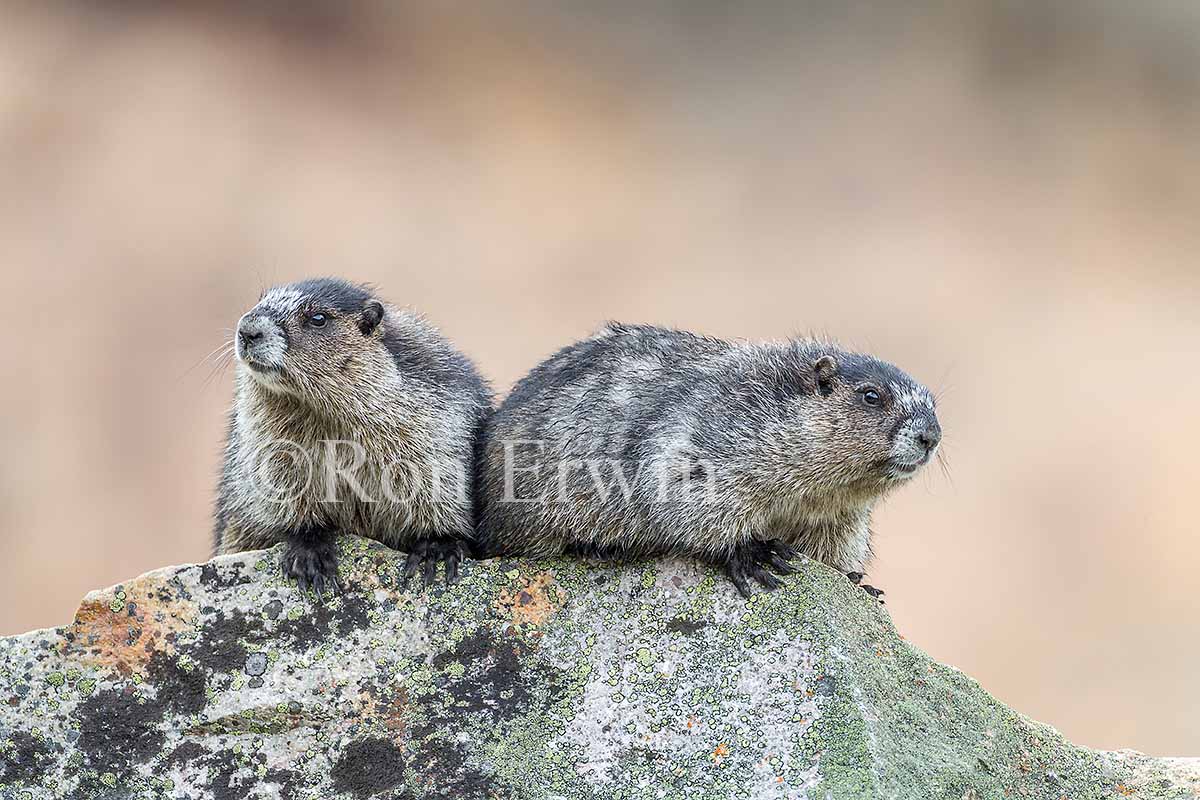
(917, 419), (942, 453)
(237, 315), (270, 350)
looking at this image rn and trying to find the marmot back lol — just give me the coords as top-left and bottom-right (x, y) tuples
(476, 323), (941, 597)
(214, 277), (492, 594)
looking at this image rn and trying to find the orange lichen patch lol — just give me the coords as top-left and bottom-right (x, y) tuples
(495, 572), (566, 627)
(59, 576), (197, 676)
(1116, 784), (1136, 796)
(382, 688), (409, 740)
(354, 683), (409, 743)
(711, 742), (730, 762)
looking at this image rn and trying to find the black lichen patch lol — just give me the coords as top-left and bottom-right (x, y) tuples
(273, 603), (332, 651)
(330, 737), (407, 798)
(433, 629), (524, 716)
(198, 605), (318, 660)
(169, 743), (295, 800)
(412, 627), (570, 796)
(166, 740), (205, 768)
(199, 561), (255, 591)
(433, 628), (566, 723)
(264, 766), (302, 800)
(190, 609), (259, 672)
(190, 599), (346, 676)
(148, 651), (207, 716)
(666, 617), (708, 636)
(335, 592), (373, 637)
(163, 745), (297, 800)
(74, 684), (167, 774)
(0, 730), (54, 786)
(487, 639), (537, 715)
(200, 746), (267, 800)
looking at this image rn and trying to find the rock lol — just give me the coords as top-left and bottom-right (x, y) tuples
(0, 536), (1195, 799)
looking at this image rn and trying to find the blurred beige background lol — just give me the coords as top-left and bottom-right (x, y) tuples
(1, 0), (1197, 756)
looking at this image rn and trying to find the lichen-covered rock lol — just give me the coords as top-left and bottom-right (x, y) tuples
(0, 537), (1195, 799)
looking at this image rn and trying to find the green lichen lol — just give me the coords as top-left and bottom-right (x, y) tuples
(107, 590), (126, 614)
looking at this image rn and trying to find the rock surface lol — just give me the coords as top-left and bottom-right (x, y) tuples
(0, 537), (1196, 799)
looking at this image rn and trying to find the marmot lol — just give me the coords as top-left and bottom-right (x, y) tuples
(214, 277), (492, 594)
(476, 323), (941, 598)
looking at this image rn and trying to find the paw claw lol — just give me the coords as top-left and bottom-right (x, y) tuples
(773, 541), (799, 560)
(723, 538), (795, 597)
(861, 583), (885, 600)
(281, 534), (339, 600)
(727, 567), (753, 600)
(403, 537), (468, 591)
(752, 568), (782, 590)
(766, 554), (795, 575)
(445, 551), (461, 585)
(401, 545), (424, 588)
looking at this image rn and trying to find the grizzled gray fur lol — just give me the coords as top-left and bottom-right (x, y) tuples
(214, 277), (491, 594)
(476, 323), (941, 597)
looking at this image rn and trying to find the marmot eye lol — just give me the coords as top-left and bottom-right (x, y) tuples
(308, 313), (328, 328)
(862, 389), (881, 407)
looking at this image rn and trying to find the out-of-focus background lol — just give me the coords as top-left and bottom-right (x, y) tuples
(1, 0), (1197, 756)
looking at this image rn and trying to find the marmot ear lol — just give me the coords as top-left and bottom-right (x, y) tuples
(813, 355), (838, 396)
(360, 301), (384, 335)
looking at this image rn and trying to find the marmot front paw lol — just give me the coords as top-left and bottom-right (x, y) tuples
(281, 537), (341, 598)
(724, 539), (798, 599)
(402, 537), (466, 588)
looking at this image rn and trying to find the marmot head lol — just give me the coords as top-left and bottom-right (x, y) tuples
(797, 349), (941, 488)
(234, 278), (389, 401)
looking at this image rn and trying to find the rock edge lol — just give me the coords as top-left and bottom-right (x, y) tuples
(0, 536), (1196, 799)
